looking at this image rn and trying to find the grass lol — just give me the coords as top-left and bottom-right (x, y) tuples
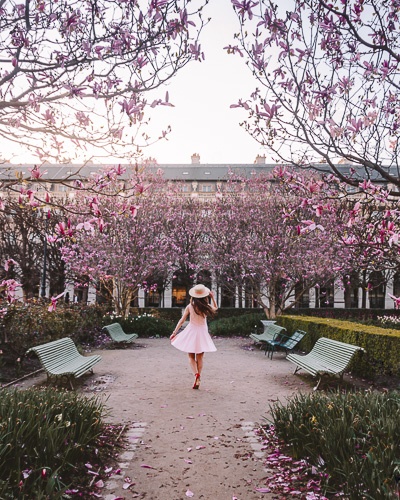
(0, 387), (123, 499)
(269, 389), (400, 499)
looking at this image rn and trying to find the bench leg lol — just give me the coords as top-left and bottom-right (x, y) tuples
(313, 376), (322, 391)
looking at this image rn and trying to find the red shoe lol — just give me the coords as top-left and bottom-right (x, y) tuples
(192, 373), (201, 389)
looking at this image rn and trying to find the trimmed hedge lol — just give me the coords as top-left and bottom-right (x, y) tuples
(102, 313), (175, 337)
(129, 307), (262, 322)
(288, 307), (400, 322)
(208, 312), (265, 337)
(279, 315), (400, 377)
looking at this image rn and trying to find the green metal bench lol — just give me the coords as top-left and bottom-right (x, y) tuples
(249, 323), (286, 345)
(286, 337), (365, 390)
(26, 337), (102, 389)
(102, 323), (139, 343)
(264, 329), (307, 359)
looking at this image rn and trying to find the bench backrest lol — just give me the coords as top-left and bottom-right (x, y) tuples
(311, 337), (364, 370)
(103, 323), (125, 336)
(261, 320), (276, 329)
(266, 324), (286, 337)
(26, 337), (80, 365)
(283, 330), (307, 349)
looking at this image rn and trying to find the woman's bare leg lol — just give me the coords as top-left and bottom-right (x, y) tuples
(195, 353), (204, 376)
(188, 353), (197, 375)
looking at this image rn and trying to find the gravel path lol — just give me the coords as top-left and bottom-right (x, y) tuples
(74, 337), (310, 500)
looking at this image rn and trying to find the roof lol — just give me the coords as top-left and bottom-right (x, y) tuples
(0, 161), (372, 182)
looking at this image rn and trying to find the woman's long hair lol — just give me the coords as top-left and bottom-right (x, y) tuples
(191, 296), (216, 318)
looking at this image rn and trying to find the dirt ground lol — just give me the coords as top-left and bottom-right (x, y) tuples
(19, 337), (315, 499)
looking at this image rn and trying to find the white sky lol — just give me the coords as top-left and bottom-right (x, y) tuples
(3, 1), (268, 166)
(144, 1), (267, 165)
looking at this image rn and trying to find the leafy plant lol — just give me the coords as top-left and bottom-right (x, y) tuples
(209, 313), (265, 337)
(0, 302), (107, 359)
(0, 387), (107, 498)
(270, 390), (400, 499)
(103, 312), (175, 337)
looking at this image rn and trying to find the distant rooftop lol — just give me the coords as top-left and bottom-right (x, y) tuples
(0, 159), (360, 183)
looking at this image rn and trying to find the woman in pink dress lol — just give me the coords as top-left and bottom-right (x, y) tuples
(170, 284), (218, 389)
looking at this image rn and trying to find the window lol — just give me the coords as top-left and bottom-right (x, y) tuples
(344, 272), (359, 308)
(145, 290), (161, 307)
(201, 184), (212, 193)
(369, 271), (385, 309)
(315, 279), (334, 308)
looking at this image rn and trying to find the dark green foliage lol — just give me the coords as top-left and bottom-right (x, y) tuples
(208, 312), (264, 336)
(103, 312), (175, 337)
(270, 390), (400, 499)
(0, 302), (107, 360)
(0, 387), (106, 498)
(289, 308), (400, 322)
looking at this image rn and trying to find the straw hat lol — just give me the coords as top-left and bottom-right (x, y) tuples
(189, 284), (210, 298)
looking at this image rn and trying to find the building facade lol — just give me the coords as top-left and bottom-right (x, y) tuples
(0, 155), (398, 311)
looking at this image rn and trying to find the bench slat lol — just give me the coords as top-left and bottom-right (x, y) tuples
(287, 337), (364, 389)
(103, 323), (139, 343)
(250, 324), (286, 344)
(264, 329), (307, 359)
(26, 337), (102, 388)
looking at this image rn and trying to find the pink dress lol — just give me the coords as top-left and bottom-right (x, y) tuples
(171, 304), (217, 354)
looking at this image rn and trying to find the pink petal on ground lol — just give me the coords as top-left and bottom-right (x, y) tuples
(85, 463), (93, 469)
(195, 445), (205, 450)
(186, 416), (195, 419)
(94, 480), (104, 488)
(140, 464), (156, 469)
(123, 483), (135, 490)
(186, 490), (194, 497)
(187, 447), (192, 452)
(184, 459), (193, 464)
(255, 487), (271, 493)
(104, 466), (113, 473)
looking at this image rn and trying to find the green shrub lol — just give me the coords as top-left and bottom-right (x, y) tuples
(270, 390), (400, 499)
(279, 315), (400, 377)
(209, 312), (265, 336)
(0, 302), (107, 359)
(103, 312), (175, 337)
(0, 387), (106, 498)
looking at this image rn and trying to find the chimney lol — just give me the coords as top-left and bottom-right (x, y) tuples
(191, 153), (200, 164)
(254, 154), (266, 165)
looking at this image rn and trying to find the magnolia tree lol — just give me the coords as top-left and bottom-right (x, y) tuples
(206, 171), (354, 318)
(0, 197), (68, 299)
(162, 192), (212, 290)
(0, 0), (208, 162)
(61, 172), (178, 316)
(229, 0), (400, 192)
